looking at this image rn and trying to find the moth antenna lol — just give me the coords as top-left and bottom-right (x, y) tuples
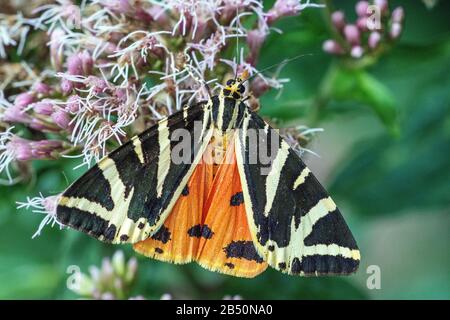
(243, 53), (313, 84)
(184, 51), (212, 98)
(234, 5), (240, 80)
(61, 170), (70, 188)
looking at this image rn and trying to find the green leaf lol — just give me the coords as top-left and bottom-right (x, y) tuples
(329, 67), (399, 135)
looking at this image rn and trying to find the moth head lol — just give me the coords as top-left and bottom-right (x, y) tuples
(221, 70), (249, 100)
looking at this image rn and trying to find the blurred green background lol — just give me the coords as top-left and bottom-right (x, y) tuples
(0, 0), (449, 299)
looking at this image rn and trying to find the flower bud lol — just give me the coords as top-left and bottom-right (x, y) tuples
(14, 92), (35, 108)
(250, 77), (271, 98)
(322, 39), (344, 55)
(51, 109), (72, 129)
(10, 137), (32, 161)
(86, 76), (108, 94)
(61, 79), (74, 95)
(247, 29), (267, 55)
(368, 31), (381, 49)
(112, 250), (125, 276)
(33, 82), (52, 95)
(66, 95), (82, 113)
(33, 100), (55, 116)
(356, 17), (368, 32)
(2, 105), (31, 123)
(344, 24), (360, 45)
(80, 50), (94, 75)
(125, 257), (138, 283)
(374, 0), (388, 14)
(391, 7), (404, 24)
(148, 5), (168, 24)
(67, 53), (84, 75)
(331, 11), (345, 30)
(390, 22), (402, 39)
(105, 0), (131, 14)
(351, 45), (364, 58)
(355, 1), (369, 17)
(267, 0), (304, 24)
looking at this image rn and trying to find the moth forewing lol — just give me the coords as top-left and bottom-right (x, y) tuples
(56, 102), (212, 244)
(235, 110), (360, 276)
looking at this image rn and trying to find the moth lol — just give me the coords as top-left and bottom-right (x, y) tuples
(56, 71), (360, 277)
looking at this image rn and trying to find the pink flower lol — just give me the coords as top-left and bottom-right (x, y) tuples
(368, 31), (381, 49)
(51, 109), (72, 129)
(86, 76), (108, 95)
(33, 100), (55, 116)
(33, 82), (52, 95)
(9, 137), (32, 161)
(2, 105), (31, 123)
(390, 22), (402, 39)
(67, 53), (84, 75)
(14, 92), (35, 108)
(344, 24), (360, 45)
(331, 11), (345, 30)
(355, 1), (369, 17)
(66, 95), (82, 113)
(61, 79), (74, 95)
(102, 0), (131, 14)
(247, 28), (268, 65)
(6, 136), (63, 162)
(148, 5), (169, 25)
(322, 40), (344, 55)
(350, 46), (364, 58)
(391, 7), (404, 24)
(356, 17), (368, 32)
(250, 76), (271, 97)
(267, 0), (318, 24)
(80, 51), (94, 75)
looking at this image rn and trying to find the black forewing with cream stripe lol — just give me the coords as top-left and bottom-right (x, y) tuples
(57, 101), (213, 244)
(235, 111), (360, 275)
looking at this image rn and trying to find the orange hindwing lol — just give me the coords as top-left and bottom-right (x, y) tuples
(133, 135), (267, 277)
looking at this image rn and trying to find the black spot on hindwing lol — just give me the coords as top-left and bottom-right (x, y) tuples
(230, 192), (244, 206)
(223, 241), (264, 263)
(187, 224), (214, 239)
(150, 225), (171, 244)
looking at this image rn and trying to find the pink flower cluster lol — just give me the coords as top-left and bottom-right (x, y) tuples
(0, 0), (320, 184)
(0, 1), (326, 234)
(323, 0), (404, 58)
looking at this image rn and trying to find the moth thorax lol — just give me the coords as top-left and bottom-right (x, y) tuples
(206, 130), (233, 177)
